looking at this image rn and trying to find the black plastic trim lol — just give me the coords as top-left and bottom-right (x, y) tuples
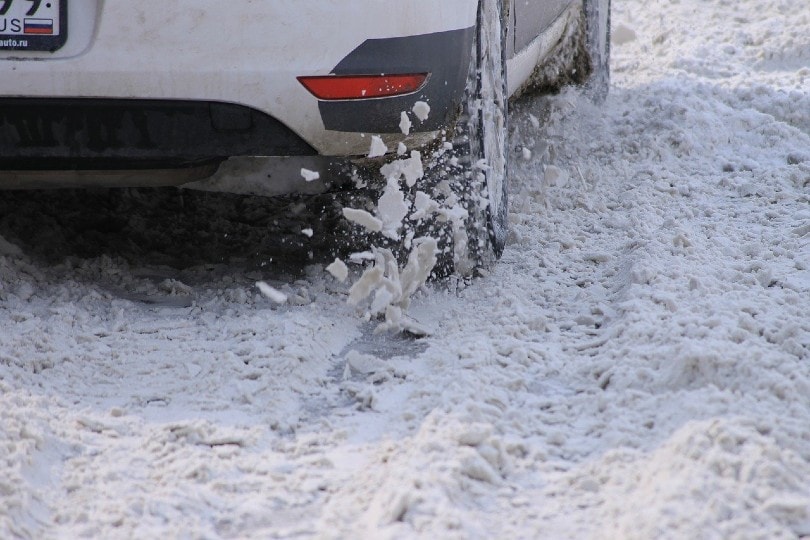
(0, 98), (317, 169)
(319, 27), (474, 134)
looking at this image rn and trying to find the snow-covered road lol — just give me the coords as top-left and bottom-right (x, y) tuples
(2, 0), (809, 538)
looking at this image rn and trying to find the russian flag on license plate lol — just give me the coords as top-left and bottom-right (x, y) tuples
(24, 18), (54, 35)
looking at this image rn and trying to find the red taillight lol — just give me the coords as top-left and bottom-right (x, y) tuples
(297, 73), (429, 101)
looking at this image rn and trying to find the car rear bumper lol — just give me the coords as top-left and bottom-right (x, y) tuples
(0, 1), (477, 159)
(0, 98), (317, 170)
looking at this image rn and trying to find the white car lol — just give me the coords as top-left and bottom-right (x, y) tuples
(0, 0), (609, 274)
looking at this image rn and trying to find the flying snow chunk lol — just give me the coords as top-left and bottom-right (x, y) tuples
(349, 251), (376, 263)
(300, 168), (320, 182)
(301, 228), (314, 238)
(370, 287), (396, 315)
(368, 135), (388, 158)
(256, 281), (288, 304)
(399, 112), (412, 136)
(411, 191), (440, 221)
(380, 151), (424, 188)
(412, 101), (431, 122)
(397, 142), (408, 156)
(399, 238), (438, 303)
(378, 178), (409, 240)
(343, 208), (384, 233)
(326, 258), (349, 283)
(347, 266), (385, 306)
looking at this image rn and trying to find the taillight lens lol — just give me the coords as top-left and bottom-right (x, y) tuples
(297, 73), (429, 101)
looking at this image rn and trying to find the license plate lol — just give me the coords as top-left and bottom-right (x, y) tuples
(0, 0), (67, 52)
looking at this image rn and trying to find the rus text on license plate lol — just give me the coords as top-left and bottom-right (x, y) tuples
(0, 0), (67, 52)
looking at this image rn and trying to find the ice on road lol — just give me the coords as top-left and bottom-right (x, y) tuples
(1, 0), (809, 538)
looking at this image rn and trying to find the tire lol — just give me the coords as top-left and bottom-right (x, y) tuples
(338, 0), (509, 279)
(441, 0), (509, 276)
(583, 0), (611, 100)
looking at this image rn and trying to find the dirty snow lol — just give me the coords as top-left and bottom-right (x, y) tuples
(1, 0), (810, 539)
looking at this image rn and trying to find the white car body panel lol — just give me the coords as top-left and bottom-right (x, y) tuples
(0, 0), (477, 156)
(507, 2), (578, 95)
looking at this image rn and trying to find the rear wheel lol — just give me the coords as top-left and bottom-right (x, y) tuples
(583, 0), (611, 100)
(440, 0), (508, 276)
(338, 0), (509, 279)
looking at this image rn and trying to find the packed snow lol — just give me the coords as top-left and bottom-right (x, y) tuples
(1, 0), (809, 538)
